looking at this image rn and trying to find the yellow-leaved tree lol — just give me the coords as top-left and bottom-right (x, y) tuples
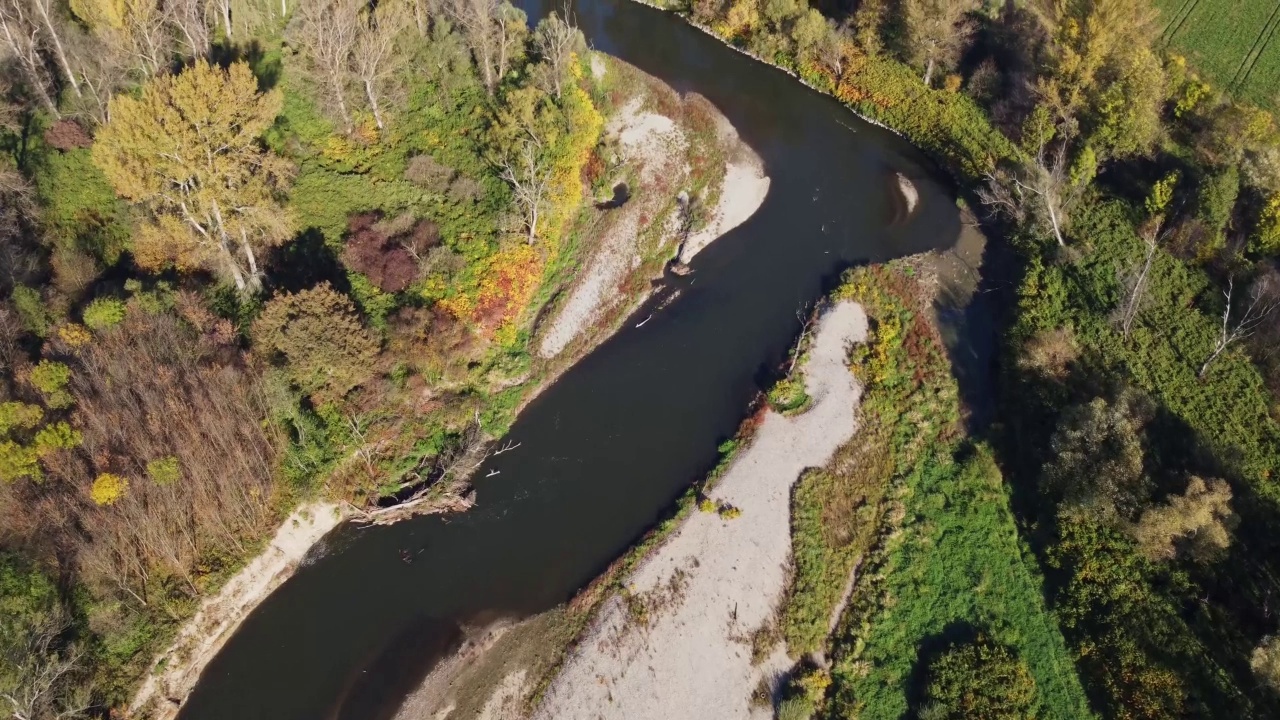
(92, 60), (294, 293)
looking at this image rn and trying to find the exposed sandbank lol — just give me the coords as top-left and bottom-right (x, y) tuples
(127, 502), (347, 720)
(537, 54), (770, 359)
(530, 302), (867, 720)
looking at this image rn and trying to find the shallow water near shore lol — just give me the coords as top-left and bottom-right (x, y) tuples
(175, 2), (963, 719)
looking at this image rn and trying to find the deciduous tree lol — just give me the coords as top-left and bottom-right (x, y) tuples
(0, 556), (91, 720)
(1043, 390), (1153, 521)
(903, 0), (977, 87)
(531, 11), (584, 101)
(1253, 635), (1280, 694)
(287, 0), (360, 130)
(443, 0), (527, 95)
(1032, 0), (1163, 158)
(253, 282), (381, 403)
(92, 61), (293, 293)
(1130, 476), (1236, 562)
(353, 0), (411, 130)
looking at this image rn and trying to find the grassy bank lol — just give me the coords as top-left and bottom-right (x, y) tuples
(772, 263), (1093, 719)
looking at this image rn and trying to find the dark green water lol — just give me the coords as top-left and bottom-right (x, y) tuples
(175, 2), (964, 718)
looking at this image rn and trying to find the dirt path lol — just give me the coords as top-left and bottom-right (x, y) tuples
(127, 502), (347, 720)
(530, 302), (867, 720)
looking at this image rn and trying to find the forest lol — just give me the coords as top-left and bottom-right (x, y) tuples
(1, 0), (612, 715)
(639, 0), (1280, 718)
(6, 0), (1280, 718)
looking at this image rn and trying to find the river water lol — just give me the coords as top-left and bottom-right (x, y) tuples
(176, 2), (963, 719)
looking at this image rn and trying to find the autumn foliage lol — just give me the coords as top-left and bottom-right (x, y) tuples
(253, 283), (381, 404)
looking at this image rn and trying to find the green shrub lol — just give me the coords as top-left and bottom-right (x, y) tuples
(11, 286), (53, 338)
(28, 361), (73, 409)
(916, 634), (1040, 720)
(776, 695), (815, 720)
(767, 375), (810, 414)
(146, 457), (181, 486)
(82, 298), (127, 331)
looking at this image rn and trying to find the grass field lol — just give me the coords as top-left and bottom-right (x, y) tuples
(1157, 0), (1280, 109)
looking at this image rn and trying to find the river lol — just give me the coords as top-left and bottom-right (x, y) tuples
(175, 1), (965, 719)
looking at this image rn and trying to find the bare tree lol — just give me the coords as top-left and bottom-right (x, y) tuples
(0, 0), (60, 116)
(167, 0), (211, 57)
(498, 138), (551, 244)
(1200, 274), (1280, 379)
(408, 0), (431, 35)
(0, 604), (92, 720)
(352, 0), (411, 130)
(211, 0), (232, 39)
(288, 0), (360, 130)
(1118, 220), (1163, 339)
(532, 11), (583, 100)
(28, 0), (81, 97)
(119, 0), (172, 78)
(443, 0), (527, 95)
(980, 113), (1086, 247)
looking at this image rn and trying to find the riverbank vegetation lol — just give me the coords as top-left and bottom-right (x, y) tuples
(0, 0), (643, 714)
(644, 0), (1280, 718)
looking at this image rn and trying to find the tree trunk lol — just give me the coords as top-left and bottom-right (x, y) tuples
(32, 0), (81, 98)
(222, 0), (232, 38)
(331, 74), (352, 129)
(1122, 239), (1157, 339)
(1199, 343), (1226, 379)
(211, 202), (247, 291)
(923, 56), (935, 87)
(363, 79), (383, 129)
(240, 228), (262, 291)
(1045, 197), (1066, 246)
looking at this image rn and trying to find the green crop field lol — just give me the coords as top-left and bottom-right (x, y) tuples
(1157, 0), (1280, 109)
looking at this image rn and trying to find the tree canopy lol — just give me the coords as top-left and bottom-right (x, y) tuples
(92, 60), (293, 292)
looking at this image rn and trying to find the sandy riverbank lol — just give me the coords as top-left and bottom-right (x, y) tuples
(127, 502), (347, 720)
(537, 54), (770, 359)
(529, 302), (867, 720)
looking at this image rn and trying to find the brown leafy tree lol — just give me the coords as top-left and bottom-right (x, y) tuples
(253, 283), (381, 404)
(1130, 476), (1236, 562)
(341, 213), (431, 292)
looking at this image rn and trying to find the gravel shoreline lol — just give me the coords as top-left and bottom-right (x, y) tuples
(530, 302), (868, 720)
